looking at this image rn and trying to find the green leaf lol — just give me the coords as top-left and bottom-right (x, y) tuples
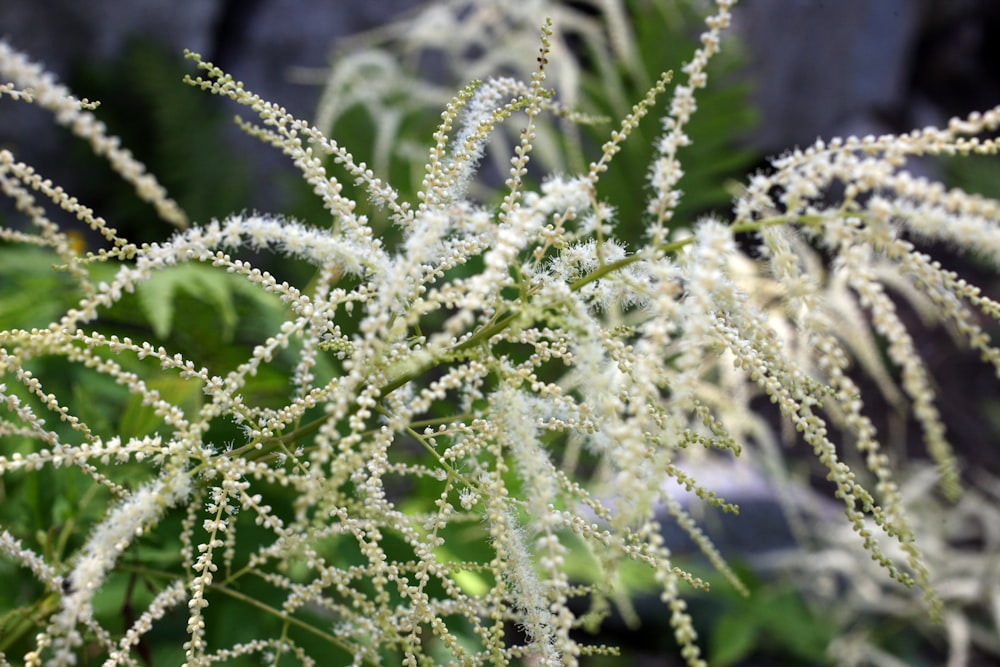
(711, 609), (760, 667)
(135, 264), (238, 340)
(0, 246), (81, 329)
(118, 373), (204, 439)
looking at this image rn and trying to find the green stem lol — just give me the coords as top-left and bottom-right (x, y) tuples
(208, 582), (373, 663)
(404, 424), (474, 490)
(248, 213), (821, 460)
(570, 213), (823, 291)
(117, 563), (375, 665)
(0, 592), (61, 653)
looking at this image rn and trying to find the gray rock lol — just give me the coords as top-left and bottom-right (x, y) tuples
(0, 0), (419, 219)
(3, 0), (999, 220)
(733, 0), (927, 152)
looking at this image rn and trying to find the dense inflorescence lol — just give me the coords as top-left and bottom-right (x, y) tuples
(2, 1), (1000, 665)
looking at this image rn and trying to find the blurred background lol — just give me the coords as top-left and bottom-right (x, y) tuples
(3, 0), (999, 215)
(2, 1), (1000, 665)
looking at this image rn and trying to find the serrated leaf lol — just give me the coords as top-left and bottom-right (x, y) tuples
(135, 264), (238, 339)
(119, 373), (204, 439)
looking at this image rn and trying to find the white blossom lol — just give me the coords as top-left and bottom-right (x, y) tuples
(2, 1), (1000, 665)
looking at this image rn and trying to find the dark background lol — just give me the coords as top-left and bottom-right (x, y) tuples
(3, 0), (999, 210)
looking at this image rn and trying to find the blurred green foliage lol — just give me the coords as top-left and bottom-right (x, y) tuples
(576, 0), (758, 243)
(66, 40), (254, 239)
(0, 2), (815, 665)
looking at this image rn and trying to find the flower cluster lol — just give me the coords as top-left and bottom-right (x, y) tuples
(2, 0), (1000, 665)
